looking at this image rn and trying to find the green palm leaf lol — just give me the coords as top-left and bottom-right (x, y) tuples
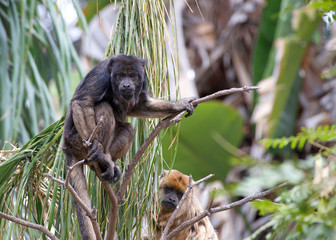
(0, 0), (178, 239)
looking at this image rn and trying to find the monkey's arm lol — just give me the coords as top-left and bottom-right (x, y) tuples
(129, 94), (196, 118)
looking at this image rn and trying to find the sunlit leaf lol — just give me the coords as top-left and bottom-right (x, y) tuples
(251, 199), (281, 216)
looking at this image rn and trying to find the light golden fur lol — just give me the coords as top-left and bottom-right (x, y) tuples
(154, 169), (218, 240)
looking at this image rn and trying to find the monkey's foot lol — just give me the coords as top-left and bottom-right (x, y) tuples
(101, 165), (121, 184)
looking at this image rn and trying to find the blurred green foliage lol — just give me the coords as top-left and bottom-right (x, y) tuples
(162, 101), (244, 181)
(0, 0), (85, 146)
(241, 1), (336, 239)
(251, 0), (321, 140)
(245, 126), (336, 239)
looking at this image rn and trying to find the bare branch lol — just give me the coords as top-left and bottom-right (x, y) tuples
(116, 86), (259, 202)
(166, 182), (288, 240)
(193, 174), (215, 185)
(191, 86), (260, 106)
(44, 144), (104, 240)
(0, 211), (59, 240)
(102, 181), (118, 240)
(77, 117), (119, 240)
(65, 159), (85, 186)
(44, 164), (93, 218)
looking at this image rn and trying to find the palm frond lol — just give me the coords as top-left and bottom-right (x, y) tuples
(0, 0), (179, 239)
(0, 0), (83, 145)
(105, 0), (179, 238)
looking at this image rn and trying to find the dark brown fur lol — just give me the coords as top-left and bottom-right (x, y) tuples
(154, 170), (218, 240)
(62, 55), (195, 240)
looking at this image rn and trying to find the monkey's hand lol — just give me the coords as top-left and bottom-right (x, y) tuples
(87, 140), (104, 162)
(176, 97), (196, 117)
(88, 141), (122, 184)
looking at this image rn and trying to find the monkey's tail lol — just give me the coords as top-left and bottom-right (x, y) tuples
(64, 151), (96, 240)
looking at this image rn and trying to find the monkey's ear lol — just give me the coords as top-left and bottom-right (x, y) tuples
(139, 58), (147, 68)
(160, 170), (168, 179)
(107, 56), (116, 74)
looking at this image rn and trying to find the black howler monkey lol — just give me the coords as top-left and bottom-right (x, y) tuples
(62, 54), (195, 240)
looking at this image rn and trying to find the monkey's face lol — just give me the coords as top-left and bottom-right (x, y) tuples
(115, 72), (139, 100)
(110, 55), (146, 103)
(160, 186), (183, 212)
(159, 170), (189, 214)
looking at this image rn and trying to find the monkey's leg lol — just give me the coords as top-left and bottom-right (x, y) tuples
(71, 99), (96, 141)
(95, 122), (134, 183)
(110, 122), (134, 161)
(89, 102), (122, 183)
(64, 151), (96, 240)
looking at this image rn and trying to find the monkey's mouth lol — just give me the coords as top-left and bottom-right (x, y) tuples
(120, 90), (135, 100)
(161, 200), (176, 209)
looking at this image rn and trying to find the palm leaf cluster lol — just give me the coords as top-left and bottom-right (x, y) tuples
(106, 1), (178, 238)
(0, 0), (84, 145)
(0, 0), (178, 239)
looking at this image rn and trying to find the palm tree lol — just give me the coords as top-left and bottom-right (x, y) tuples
(0, 0), (178, 239)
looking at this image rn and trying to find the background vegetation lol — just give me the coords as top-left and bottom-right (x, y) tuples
(0, 0), (336, 239)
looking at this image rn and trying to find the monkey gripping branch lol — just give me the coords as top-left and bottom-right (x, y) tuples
(0, 78), (282, 240)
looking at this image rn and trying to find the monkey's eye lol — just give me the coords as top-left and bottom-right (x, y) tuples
(129, 73), (138, 79)
(176, 191), (183, 200)
(164, 187), (184, 199)
(164, 186), (172, 192)
(164, 186), (174, 195)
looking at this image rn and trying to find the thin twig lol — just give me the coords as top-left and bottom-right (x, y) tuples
(83, 117), (104, 148)
(77, 117), (119, 240)
(0, 211), (59, 240)
(65, 159), (85, 186)
(102, 181), (118, 240)
(191, 86), (260, 106)
(77, 118), (105, 239)
(80, 117), (119, 240)
(166, 182), (288, 240)
(160, 174), (214, 240)
(44, 161), (92, 218)
(44, 174), (96, 220)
